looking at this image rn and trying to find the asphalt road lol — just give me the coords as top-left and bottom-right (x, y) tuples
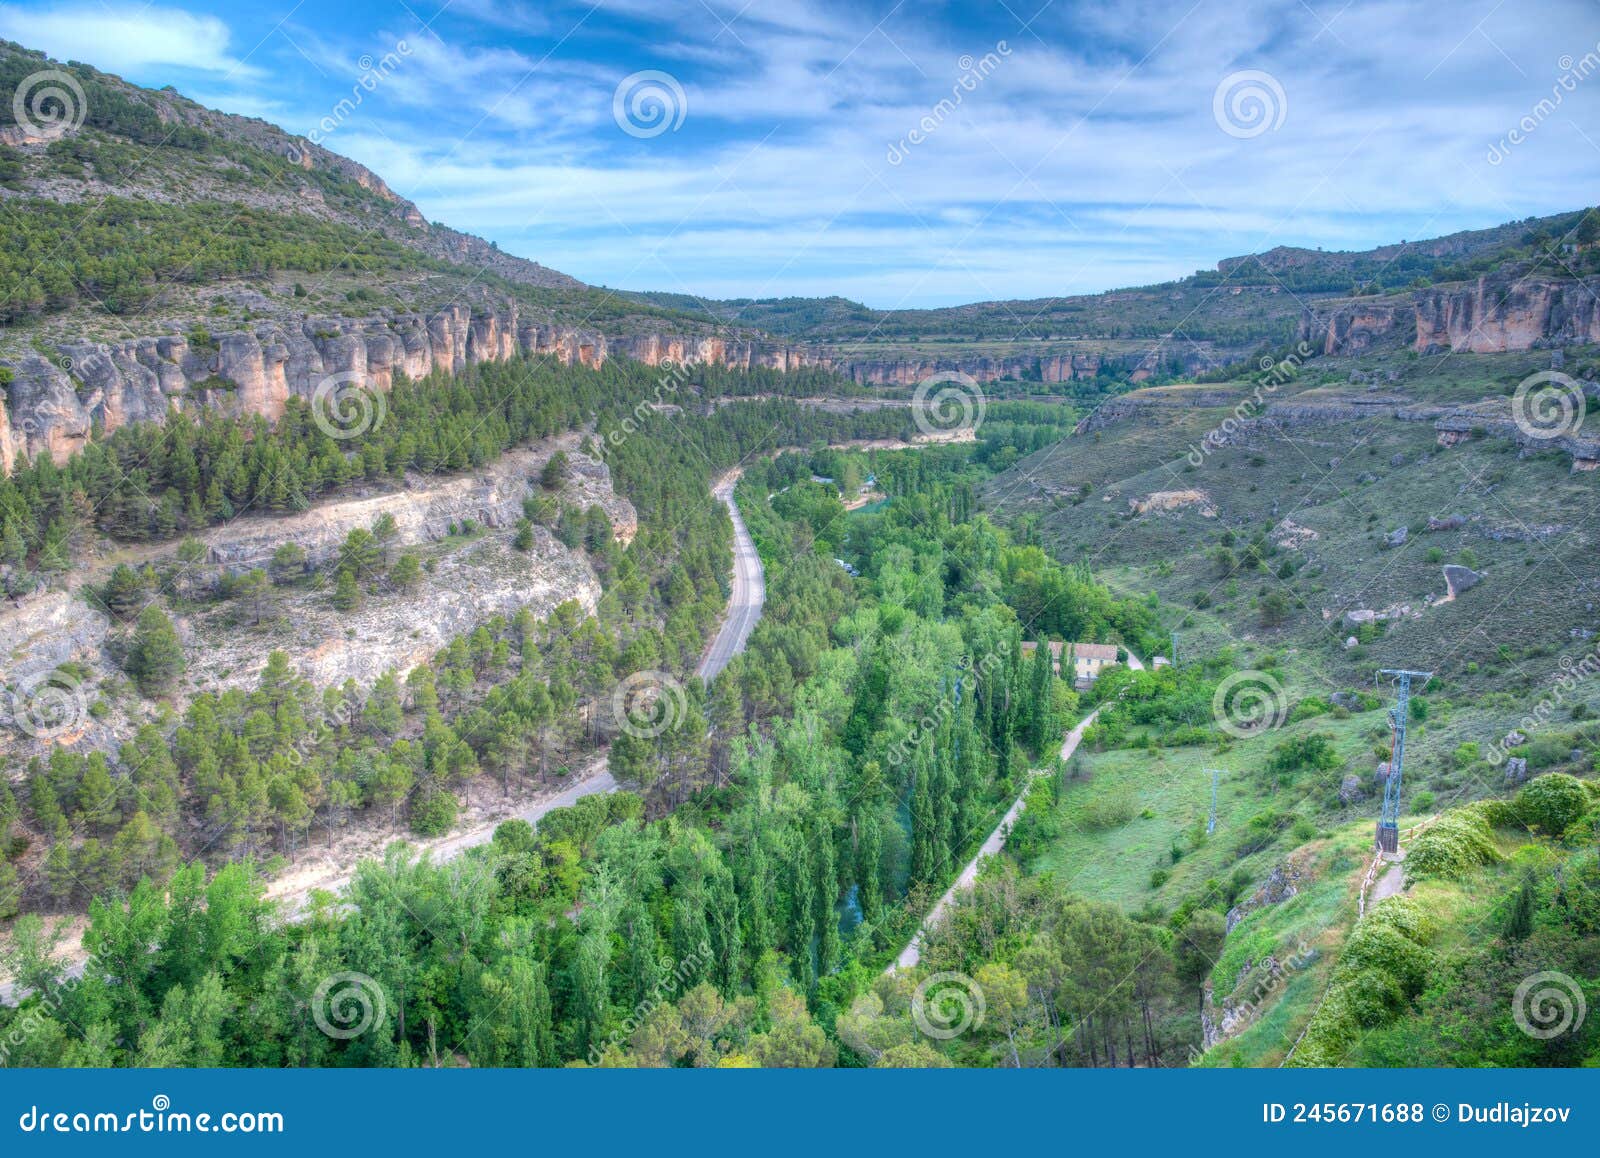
(695, 472), (766, 682)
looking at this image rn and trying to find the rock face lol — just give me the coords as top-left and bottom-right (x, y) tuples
(1415, 273), (1600, 353)
(198, 440), (632, 574)
(0, 303), (1222, 470)
(1304, 273), (1600, 356)
(1302, 302), (1405, 355)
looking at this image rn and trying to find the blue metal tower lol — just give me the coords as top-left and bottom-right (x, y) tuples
(1377, 668), (1431, 854)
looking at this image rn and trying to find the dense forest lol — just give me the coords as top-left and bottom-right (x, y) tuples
(0, 347), (1185, 1065)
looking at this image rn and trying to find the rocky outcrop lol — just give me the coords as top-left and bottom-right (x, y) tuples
(1432, 405), (1600, 467)
(0, 437), (629, 757)
(1415, 273), (1600, 353)
(198, 441), (631, 574)
(1299, 302), (1405, 356)
(1309, 274), (1600, 357)
(2, 301), (1235, 470)
(1442, 564), (1483, 597)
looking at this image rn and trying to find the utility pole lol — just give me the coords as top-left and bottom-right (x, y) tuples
(1377, 669), (1432, 856)
(1206, 769), (1220, 835)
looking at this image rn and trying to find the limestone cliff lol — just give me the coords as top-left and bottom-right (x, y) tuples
(1302, 272), (1600, 357)
(0, 303), (1213, 471)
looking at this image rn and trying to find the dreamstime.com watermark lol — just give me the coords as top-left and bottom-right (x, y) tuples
(912, 971), (985, 1040)
(1212, 669), (1289, 739)
(1187, 937), (1314, 1064)
(2, 666), (90, 741)
(16, 1096), (283, 1135)
(1, 946), (104, 1066)
(1485, 648), (1600, 766)
(10, 69), (87, 140)
(886, 44), (1011, 165)
(1512, 970), (1587, 1040)
(1185, 342), (1313, 466)
(1510, 370), (1587, 442)
(595, 358), (696, 457)
(311, 371), (388, 441)
(613, 70), (688, 138)
(312, 971), (387, 1040)
(588, 940), (713, 1063)
(1487, 44), (1600, 165)
(886, 647), (1006, 767)
(289, 42), (412, 157)
(611, 670), (689, 740)
(1212, 69), (1287, 139)
(911, 370), (986, 439)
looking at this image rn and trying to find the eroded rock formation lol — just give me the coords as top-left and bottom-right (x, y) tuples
(1303, 272), (1600, 357)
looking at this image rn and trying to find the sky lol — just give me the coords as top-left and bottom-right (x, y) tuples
(2, 0), (1599, 308)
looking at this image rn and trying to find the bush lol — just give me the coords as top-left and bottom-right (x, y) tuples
(410, 789), (459, 837)
(1081, 786), (1138, 830)
(1512, 773), (1590, 836)
(1406, 807), (1502, 880)
(1288, 898), (1434, 1067)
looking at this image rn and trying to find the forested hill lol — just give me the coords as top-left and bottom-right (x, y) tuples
(0, 41), (578, 292)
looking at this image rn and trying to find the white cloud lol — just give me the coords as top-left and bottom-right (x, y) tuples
(0, 3), (260, 79)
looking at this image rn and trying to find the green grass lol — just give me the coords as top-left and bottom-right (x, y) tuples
(1026, 709), (1390, 908)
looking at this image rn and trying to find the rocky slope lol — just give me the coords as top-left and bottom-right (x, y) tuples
(0, 436), (632, 758)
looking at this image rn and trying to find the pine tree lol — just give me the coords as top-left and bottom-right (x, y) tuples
(331, 566), (362, 611)
(128, 607), (184, 696)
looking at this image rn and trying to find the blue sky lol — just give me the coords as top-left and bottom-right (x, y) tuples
(3, 0), (1599, 307)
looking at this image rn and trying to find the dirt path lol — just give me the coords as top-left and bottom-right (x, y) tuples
(889, 651), (1144, 972)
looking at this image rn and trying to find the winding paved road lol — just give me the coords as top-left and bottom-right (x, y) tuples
(696, 470), (766, 682)
(890, 651), (1144, 972)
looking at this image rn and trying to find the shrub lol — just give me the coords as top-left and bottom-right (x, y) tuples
(1512, 773), (1590, 836)
(1406, 807), (1502, 880)
(1081, 786), (1137, 830)
(410, 789), (459, 837)
(1288, 898), (1434, 1067)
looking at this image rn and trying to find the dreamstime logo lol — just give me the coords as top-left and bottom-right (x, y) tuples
(912, 971), (985, 1040)
(1485, 648), (1600, 766)
(612, 70), (687, 139)
(288, 41), (412, 158)
(612, 670), (688, 739)
(1185, 341), (1312, 466)
(1212, 70), (1287, 139)
(6, 669), (89, 741)
(312, 971), (386, 1039)
(886, 43), (1011, 164)
(1487, 43), (1600, 165)
(911, 371), (985, 439)
(12, 70), (87, 140)
(1511, 370), (1586, 441)
(597, 358), (695, 458)
(311, 371), (386, 440)
(1212, 670), (1288, 738)
(1512, 970), (1587, 1040)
